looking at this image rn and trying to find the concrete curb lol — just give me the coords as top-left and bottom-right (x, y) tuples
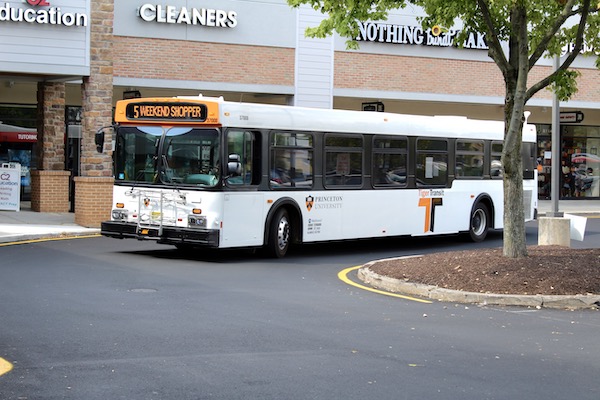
(0, 229), (100, 244)
(358, 261), (600, 310)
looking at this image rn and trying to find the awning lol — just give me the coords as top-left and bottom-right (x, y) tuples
(0, 123), (37, 143)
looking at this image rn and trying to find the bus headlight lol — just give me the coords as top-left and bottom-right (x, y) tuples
(188, 215), (207, 228)
(112, 209), (129, 220)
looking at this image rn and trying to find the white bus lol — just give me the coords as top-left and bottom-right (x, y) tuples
(97, 95), (537, 257)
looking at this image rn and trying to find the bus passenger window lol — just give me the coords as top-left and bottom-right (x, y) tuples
(269, 132), (313, 189)
(373, 137), (407, 187)
(456, 140), (484, 178)
(416, 139), (448, 186)
(491, 142), (503, 178)
(325, 135), (363, 187)
(226, 129), (260, 186)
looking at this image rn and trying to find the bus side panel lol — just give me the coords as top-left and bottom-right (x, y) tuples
(300, 192), (345, 241)
(435, 180), (504, 232)
(221, 193), (265, 247)
(298, 184), (505, 242)
(298, 190), (429, 242)
(339, 190), (425, 239)
(337, 189), (475, 238)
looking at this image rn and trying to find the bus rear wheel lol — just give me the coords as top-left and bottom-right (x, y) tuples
(469, 203), (490, 242)
(267, 208), (291, 258)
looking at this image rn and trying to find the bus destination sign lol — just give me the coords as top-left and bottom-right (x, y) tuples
(126, 102), (207, 121)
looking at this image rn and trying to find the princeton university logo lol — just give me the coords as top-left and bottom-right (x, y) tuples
(143, 197), (151, 207)
(305, 196), (314, 212)
(305, 195), (343, 212)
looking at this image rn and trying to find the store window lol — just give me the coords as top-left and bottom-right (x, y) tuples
(562, 125), (600, 198)
(536, 124), (600, 199)
(0, 105), (37, 201)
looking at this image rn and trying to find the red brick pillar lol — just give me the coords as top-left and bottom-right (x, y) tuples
(76, 0), (114, 228)
(73, 176), (114, 227)
(30, 82), (71, 213)
(30, 170), (71, 213)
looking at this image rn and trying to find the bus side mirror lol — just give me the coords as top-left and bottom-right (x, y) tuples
(227, 154), (242, 176)
(95, 128), (106, 153)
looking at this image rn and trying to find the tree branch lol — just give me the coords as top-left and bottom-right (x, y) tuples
(505, 3), (529, 154)
(477, 0), (511, 76)
(528, 0), (584, 68)
(525, 0), (591, 101)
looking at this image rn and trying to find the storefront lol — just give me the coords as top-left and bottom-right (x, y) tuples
(537, 122), (600, 200)
(0, 120), (37, 200)
(0, 0), (599, 217)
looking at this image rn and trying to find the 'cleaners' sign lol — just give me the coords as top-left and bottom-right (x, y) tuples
(138, 3), (237, 28)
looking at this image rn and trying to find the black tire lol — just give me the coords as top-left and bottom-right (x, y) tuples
(266, 208), (291, 258)
(469, 203), (490, 242)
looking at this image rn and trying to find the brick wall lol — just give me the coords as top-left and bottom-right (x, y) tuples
(74, 176), (114, 227)
(334, 52), (600, 103)
(30, 170), (70, 213)
(113, 33), (598, 106)
(114, 37), (295, 86)
(334, 52), (503, 96)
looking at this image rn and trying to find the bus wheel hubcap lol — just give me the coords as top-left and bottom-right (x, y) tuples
(277, 217), (290, 250)
(472, 209), (486, 236)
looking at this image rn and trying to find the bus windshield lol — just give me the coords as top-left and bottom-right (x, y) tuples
(114, 126), (220, 187)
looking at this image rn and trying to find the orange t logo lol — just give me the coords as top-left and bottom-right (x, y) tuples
(418, 197), (443, 232)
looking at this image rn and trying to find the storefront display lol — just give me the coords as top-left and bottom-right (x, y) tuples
(0, 118), (37, 201)
(537, 124), (600, 199)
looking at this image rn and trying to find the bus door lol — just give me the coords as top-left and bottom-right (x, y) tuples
(221, 129), (264, 247)
(221, 193), (265, 247)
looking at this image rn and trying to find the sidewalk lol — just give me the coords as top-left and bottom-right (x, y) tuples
(0, 199), (598, 244)
(0, 202), (99, 243)
(538, 199), (600, 216)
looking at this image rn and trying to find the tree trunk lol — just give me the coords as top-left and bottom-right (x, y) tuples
(501, 3), (529, 259)
(502, 99), (528, 259)
(502, 152), (526, 258)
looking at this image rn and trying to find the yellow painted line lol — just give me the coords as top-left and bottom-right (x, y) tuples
(338, 265), (432, 304)
(0, 234), (101, 247)
(0, 357), (13, 376)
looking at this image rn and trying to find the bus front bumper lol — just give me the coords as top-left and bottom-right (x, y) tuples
(101, 221), (220, 247)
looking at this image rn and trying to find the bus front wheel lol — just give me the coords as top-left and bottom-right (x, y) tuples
(469, 203), (490, 242)
(267, 208), (291, 258)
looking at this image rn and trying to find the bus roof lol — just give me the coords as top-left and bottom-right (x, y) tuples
(114, 95), (536, 143)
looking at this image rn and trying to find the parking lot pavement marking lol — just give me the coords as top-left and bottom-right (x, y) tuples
(338, 265), (432, 304)
(0, 357), (13, 376)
